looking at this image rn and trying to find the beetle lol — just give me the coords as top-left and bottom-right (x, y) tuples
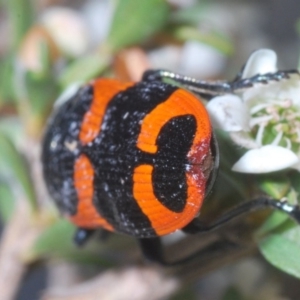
(42, 68), (300, 265)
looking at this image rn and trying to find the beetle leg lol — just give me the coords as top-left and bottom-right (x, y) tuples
(73, 228), (96, 247)
(138, 237), (165, 264)
(142, 69), (299, 97)
(139, 197), (300, 266)
(182, 196), (300, 235)
(142, 69), (232, 96)
(230, 69), (299, 92)
(138, 236), (240, 266)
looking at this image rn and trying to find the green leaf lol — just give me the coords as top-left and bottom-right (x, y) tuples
(256, 188), (298, 237)
(107, 0), (170, 51)
(0, 56), (15, 105)
(289, 170), (300, 196)
(5, 0), (34, 51)
(13, 51), (58, 131)
(173, 26), (233, 55)
(255, 211), (288, 237)
(259, 231), (300, 279)
(258, 174), (290, 199)
(31, 220), (75, 257)
(25, 71), (59, 117)
(59, 53), (111, 89)
(283, 226), (300, 246)
(0, 131), (37, 211)
(29, 220), (113, 265)
(0, 183), (15, 222)
(171, 2), (209, 25)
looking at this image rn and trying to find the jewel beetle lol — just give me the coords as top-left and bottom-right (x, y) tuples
(42, 69), (300, 265)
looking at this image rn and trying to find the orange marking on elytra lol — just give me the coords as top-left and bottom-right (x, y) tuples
(79, 79), (133, 145)
(134, 88), (212, 235)
(137, 88), (211, 163)
(133, 164), (206, 236)
(70, 154), (113, 230)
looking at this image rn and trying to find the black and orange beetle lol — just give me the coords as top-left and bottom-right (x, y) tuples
(42, 69), (300, 265)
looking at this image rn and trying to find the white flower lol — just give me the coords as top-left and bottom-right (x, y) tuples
(207, 49), (300, 173)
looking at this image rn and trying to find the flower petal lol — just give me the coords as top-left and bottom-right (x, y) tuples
(229, 132), (259, 149)
(290, 161), (300, 171)
(206, 94), (250, 131)
(232, 145), (299, 173)
(242, 49), (277, 78)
